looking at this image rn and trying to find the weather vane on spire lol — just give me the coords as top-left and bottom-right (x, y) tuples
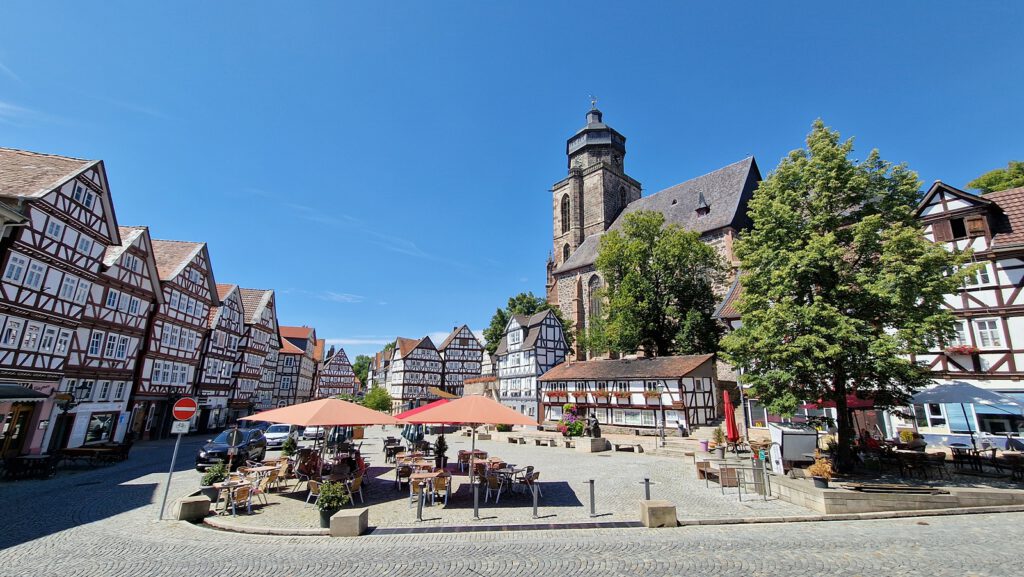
(589, 94), (598, 109)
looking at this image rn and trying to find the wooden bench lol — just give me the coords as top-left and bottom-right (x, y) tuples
(612, 442), (644, 453)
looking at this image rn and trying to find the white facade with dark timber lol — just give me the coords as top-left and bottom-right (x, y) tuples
(315, 346), (357, 398)
(494, 310), (569, 421)
(238, 288), (280, 413)
(903, 182), (1024, 443)
(538, 355), (717, 433)
(194, 283), (243, 431)
(43, 225), (162, 450)
(0, 148), (120, 456)
(274, 326), (317, 407)
(387, 336), (443, 411)
(438, 325), (483, 397)
(130, 240), (217, 439)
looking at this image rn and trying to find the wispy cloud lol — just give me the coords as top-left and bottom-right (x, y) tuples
(320, 291), (364, 304)
(0, 59), (22, 84)
(0, 100), (34, 125)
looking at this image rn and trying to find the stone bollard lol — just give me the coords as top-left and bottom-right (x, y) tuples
(330, 507), (368, 537)
(639, 500), (677, 528)
(173, 495), (211, 522)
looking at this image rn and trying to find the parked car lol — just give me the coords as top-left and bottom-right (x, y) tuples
(301, 426), (325, 440)
(245, 420), (272, 432)
(264, 424), (297, 449)
(195, 428), (267, 471)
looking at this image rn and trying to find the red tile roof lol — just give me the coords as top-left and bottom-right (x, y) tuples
(986, 187), (1024, 249)
(280, 326), (314, 339)
(150, 239), (204, 281)
(216, 283), (237, 300)
(538, 354), (715, 381)
(239, 288), (273, 325)
(0, 147), (96, 199)
(279, 339), (304, 354)
(713, 274), (743, 320)
(395, 337), (420, 358)
(313, 338), (325, 362)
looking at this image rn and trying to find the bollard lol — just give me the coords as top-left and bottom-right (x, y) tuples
(643, 477), (651, 500)
(473, 479), (480, 520)
(532, 483), (539, 519)
(416, 481), (425, 522)
(588, 479), (596, 518)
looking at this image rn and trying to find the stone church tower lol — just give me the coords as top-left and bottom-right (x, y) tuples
(545, 106), (641, 304)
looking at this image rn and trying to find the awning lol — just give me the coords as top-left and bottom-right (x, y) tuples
(912, 382), (1023, 412)
(0, 384), (49, 403)
(427, 386), (459, 400)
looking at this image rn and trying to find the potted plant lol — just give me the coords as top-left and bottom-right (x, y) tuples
(711, 427), (727, 458)
(807, 458), (833, 489)
(434, 435), (448, 470)
(317, 481), (350, 528)
(199, 464), (228, 501)
(281, 435), (297, 458)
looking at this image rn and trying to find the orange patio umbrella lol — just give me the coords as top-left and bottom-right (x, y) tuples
(402, 395), (537, 518)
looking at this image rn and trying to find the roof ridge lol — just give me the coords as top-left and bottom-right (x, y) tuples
(641, 156), (754, 200)
(0, 146), (95, 163)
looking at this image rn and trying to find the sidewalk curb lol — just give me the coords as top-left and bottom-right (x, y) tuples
(200, 504), (1024, 537)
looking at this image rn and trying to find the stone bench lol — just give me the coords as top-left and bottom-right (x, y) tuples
(330, 507), (368, 537)
(508, 436), (526, 444)
(639, 500), (677, 528)
(612, 442), (644, 453)
(174, 495), (211, 522)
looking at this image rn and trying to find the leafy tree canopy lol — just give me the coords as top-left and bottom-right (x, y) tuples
(482, 291), (573, 356)
(352, 354), (371, 386)
(362, 385), (393, 413)
(720, 120), (972, 469)
(967, 161), (1024, 194)
(583, 210), (725, 357)
(383, 340), (396, 353)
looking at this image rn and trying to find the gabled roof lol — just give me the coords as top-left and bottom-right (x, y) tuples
(494, 309), (559, 355)
(0, 147), (120, 245)
(208, 284), (240, 328)
(713, 274), (743, 320)
(313, 338), (325, 362)
(104, 225), (164, 304)
(239, 288), (274, 325)
(915, 181), (992, 219)
(556, 157), (760, 274)
(438, 324), (481, 351)
(280, 339), (304, 355)
(539, 354), (714, 381)
(280, 326), (314, 340)
(983, 187), (1024, 249)
(150, 239), (218, 301)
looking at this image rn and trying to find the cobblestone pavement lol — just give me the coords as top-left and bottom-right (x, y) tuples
(1, 431), (1020, 576)
(221, 427), (803, 530)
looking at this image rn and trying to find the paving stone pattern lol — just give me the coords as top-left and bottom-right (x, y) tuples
(0, 430), (1019, 576)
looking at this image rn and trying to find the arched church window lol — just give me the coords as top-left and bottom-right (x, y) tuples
(588, 276), (602, 321)
(562, 244), (570, 263)
(560, 195), (570, 233)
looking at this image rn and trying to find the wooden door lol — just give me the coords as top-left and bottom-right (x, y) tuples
(1, 403), (35, 457)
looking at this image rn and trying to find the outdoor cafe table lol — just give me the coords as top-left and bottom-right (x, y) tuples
(949, 444), (984, 472)
(212, 480), (248, 512)
(244, 465), (277, 478)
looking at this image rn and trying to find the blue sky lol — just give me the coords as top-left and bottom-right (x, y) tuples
(2, 2), (1022, 359)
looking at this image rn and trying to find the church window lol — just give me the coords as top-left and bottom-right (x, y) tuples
(588, 276), (602, 321)
(560, 195), (570, 233)
(562, 244), (570, 263)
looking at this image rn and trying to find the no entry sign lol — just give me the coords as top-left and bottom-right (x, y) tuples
(171, 397), (198, 421)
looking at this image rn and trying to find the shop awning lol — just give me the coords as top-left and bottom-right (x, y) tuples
(0, 384), (48, 403)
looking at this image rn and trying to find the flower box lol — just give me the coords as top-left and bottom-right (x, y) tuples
(592, 390), (610, 399)
(642, 391), (662, 399)
(545, 391), (568, 399)
(944, 345), (979, 355)
(612, 391), (631, 400)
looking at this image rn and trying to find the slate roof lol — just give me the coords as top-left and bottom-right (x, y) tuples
(150, 239), (204, 281)
(239, 288), (274, 325)
(538, 354), (714, 381)
(556, 157), (760, 274)
(0, 147), (96, 199)
(494, 310), (557, 356)
(985, 187), (1024, 249)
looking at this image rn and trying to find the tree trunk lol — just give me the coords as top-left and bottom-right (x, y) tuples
(832, 374), (855, 473)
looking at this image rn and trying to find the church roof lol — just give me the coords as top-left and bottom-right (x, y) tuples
(555, 157), (760, 275)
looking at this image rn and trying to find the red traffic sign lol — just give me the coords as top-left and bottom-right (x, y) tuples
(172, 397), (198, 421)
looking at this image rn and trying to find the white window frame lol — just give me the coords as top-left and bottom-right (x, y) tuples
(56, 329), (72, 354)
(1, 319), (24, 348)
(950, 320), (969, 347)
(77, 236), (93, 254)
(104, 333), (118, 357)
(128, 297), (140, 315)
(975, 318), (1003, 349)
(97, 381), (110, 401)
(113, 382), (126, 400)
(24, 262), (46, 290)
(74, 281), (90, 304)
(59, 276), (78, 300)
(21, 322), (42, 351)
(116, 336), (129, 359)
(40, 326), (57, 353)
(105, 289), (120, 309)
(45, 219), (64, 241)
(3, 254), (28, 283)
(88, 331), (105, 356)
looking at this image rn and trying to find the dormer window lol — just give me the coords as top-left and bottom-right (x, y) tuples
(950, 218), (968, 240)
(933, 215), (987, 242)
(695, 191), (710, 217)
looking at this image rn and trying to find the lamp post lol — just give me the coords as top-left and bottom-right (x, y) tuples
(49, 381), (92, 452)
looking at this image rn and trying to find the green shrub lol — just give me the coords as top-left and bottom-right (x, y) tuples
(282, 436), (297, 457)
(317, 481), (350, 511)
(496, 424), (512, 432)
(201, 464), (228, 486)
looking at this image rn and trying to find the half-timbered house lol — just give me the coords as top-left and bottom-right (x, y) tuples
(387, 336), (443, 412)
(438, 325), (483, 397)
(0, 148), (120, 456)
(494, 310), (569, 421)
(129, 240), (218, 439)
(194, 284), (244, 431)
(237, 288), (280, 415)
(367, 350), (391, 389)
(538, 355), (717, 434)
(42, 226), (162, 450)
(315, 346), (357, 398)
(897, 182), (1024, 442)
(274, 326), (317, 407)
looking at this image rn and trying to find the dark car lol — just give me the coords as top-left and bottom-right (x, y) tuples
(195, 428), (267, 471)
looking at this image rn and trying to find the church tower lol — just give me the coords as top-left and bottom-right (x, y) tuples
(546, 105), (641, 303)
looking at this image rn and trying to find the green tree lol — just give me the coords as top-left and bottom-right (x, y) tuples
(482, 292), (574, 355)
(720, 120), (972, 471)
(351, 354), (371, 386)
(589, 210), (725, 357)
(967, 161), (1024, 194)
(362, 385), (392, 413)
(383, 340), (396, 354)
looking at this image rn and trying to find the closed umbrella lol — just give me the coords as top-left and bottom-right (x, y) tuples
(723, 390), (740, 447)
(912, 382), (1024, 449)
(402, 395), (536, 519)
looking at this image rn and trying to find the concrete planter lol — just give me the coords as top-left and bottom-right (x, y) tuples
(812, 476), (829, 489)
(319, 508), (341, 528)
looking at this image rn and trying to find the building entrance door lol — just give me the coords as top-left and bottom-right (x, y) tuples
(1, 403), (35, 457)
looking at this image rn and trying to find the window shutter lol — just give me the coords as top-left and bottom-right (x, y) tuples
(966, 216), (987, 237)
(931, 220), (952, 242)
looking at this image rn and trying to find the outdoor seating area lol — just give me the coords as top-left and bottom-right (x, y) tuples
(2, 440), (134, 480)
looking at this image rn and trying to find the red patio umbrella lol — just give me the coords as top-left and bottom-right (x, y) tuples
(723, 390), (740, 443)
(393, 399), (450, 420)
